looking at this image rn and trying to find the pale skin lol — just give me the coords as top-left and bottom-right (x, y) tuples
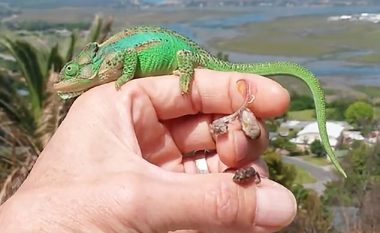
(0, 70), (296, 233)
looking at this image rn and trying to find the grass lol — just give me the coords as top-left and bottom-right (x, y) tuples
(335, 149), (349, 158)
(212, 15), (380, 63)
(354, 85), (380, 98)
(301, 155), (331, 166)
(349, 53), (380, 64)
(375, 107), (380, 119)
(288, 109), (315, 121)
(287, 108), (339, 121)
(294, 165), (317, 184)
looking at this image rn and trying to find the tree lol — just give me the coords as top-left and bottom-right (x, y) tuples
(263, 149), (297, 188)
(282, 190), (332, 233)
(326, 99), (354, 121)
(323, 141), (380, 232)
(263, 149), (333, 233)
(310, 140), (325, 157)
(289, 94), (315, 111)
(271, 137), (301, 156)
(344, 101), (374, 129)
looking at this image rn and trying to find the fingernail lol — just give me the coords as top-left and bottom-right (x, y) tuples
(255, 184), (297, 228)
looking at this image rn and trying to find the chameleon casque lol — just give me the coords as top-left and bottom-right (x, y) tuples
(54, 25), (347, 178)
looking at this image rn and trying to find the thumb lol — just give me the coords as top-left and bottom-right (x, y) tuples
(143, 172), (297, 233)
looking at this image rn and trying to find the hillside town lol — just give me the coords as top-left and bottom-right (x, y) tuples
(277, 120), (379, 151)
(328, 13), (380, 23)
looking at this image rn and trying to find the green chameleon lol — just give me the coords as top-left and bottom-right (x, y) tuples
(54, 25), (347, 177)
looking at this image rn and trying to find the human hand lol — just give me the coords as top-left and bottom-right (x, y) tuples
(0, 69), (296, 233)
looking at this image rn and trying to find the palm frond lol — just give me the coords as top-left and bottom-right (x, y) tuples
(0, 36), (46, 120)
(0, 14), (113, 204)
(65, 32), (77, 61)
(97, 16), (113, 43)
(86, 14), (103, 43)
(47, 44), (65, 73)
(0, 70), (35, 133)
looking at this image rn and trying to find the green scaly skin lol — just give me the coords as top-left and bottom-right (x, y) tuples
(54, 26), (347, 177)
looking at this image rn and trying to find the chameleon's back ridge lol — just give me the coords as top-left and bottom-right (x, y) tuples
(54, 25), (347, 177)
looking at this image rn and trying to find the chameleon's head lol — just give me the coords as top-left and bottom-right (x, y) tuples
(54, 42), (101, 99)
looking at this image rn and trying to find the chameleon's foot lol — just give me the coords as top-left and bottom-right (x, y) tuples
(180, 77), (191, 94)
(173, 70), (192, 94)
(225, 166), (261, 185)
(115, 81), (122, 90)
(175, 49), (195, 94)
(115, 74), (132, 90)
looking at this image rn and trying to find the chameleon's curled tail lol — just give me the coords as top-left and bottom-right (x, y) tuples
(204, 57), (347, 177)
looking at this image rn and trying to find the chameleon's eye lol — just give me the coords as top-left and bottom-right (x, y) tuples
(65, 63), (79, 77)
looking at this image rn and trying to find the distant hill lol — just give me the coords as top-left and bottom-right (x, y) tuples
(0, 0), (140, 8)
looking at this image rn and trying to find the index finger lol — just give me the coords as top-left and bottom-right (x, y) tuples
(128, 69), (290, 120)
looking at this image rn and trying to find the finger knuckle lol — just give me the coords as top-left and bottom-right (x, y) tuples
(206, 181), (240, 226)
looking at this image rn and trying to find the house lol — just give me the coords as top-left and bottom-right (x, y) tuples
(368, 130), (380, 144)
(342, 131), (365, 144)
(290, 121), (345, 150)
(279, 120), (311, 136)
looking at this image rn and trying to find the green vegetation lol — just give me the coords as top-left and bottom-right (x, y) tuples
(283, 188), (333, 233)
(344, 101), (374, 130)
(294, 165), (317, 184)
(310, 140), (326, 157)
(213, 15), (380, 63)
(324, 141), (380, 232)
(326, 99), (355, 121)
(302, 155), (331, 166)
(2, 0), (127, 8)
(270, 137), (301, 156)
(289, 94), (314, 111)
(5, 20), (91, 31)
(349, 52), (380, 64)
(264, 149), (297, 188)
(375, 107), (380, 119)
(288, 109), (314, 121)
(264, 149), (332, 232)
(355, 85), (380, 99)
(0, 15), (113, 203)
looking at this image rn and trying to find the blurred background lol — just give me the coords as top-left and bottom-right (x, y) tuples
(0, 0), (379, 232)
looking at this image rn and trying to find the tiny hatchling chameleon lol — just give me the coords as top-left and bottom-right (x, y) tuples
(54, 25), (347, 179)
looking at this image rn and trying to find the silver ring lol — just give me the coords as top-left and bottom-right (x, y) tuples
(195, 157), (209, 174)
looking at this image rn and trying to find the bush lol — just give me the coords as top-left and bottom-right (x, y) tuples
(271, 137), (301, 156)
(263, 149), (297, 188)
(289, 94), (314, 111)
(344, 101), (374, 129)
(310, 140), (326, 157)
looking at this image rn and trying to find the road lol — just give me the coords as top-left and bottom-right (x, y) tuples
(282, 156), (339, 194)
